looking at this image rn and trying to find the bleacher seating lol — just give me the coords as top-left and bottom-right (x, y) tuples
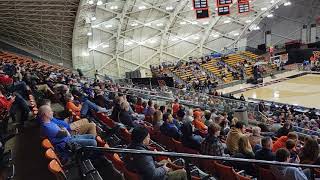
(224, 54), (253, 77)
(201, 59), (234, 82)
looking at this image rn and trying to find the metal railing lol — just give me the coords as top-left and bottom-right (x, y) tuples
(77, 147), (320, 180)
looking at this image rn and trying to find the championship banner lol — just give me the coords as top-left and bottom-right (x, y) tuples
(237, 0), (250, 14)
(216, 0), (231, 16)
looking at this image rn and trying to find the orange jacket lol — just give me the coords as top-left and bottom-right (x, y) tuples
(272, 136), (288, 152)
(192, 118), (207, 131)
(66, 101), (82, 116)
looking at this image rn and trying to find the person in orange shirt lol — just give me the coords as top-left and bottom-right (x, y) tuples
(272, 132), (298, 152)
(192, 111), (208, 132)
(65, 93), (108, 118)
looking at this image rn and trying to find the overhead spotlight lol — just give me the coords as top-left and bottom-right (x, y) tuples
(97, 0), (103, 5)
(245, 19), (252, 23)
(261, 7), (267, 11)
(179, 21), (187, 25)
(233, 32), (240, 36)
(125, 41), (133, 46)
(110, 5), (118, 10)
(193, 36), (200, 40)
(148, 39), (157, 44)
(275, 5), (279, 9)
(166, 6), (173, 11)
(270, 0), (275, 3)
(224, 20), (231, 24)
(156, 23), (163, 27)
(267, 13), (274, 18)
(88, 0), (94, 5)
(87, 32), (92, 36)
(202, 21), (209, 25)
(191, 21), (198, 25)
(145, 22), (151, 26)
(138, 5), (146, 10)
(102, 44), (109, 48)
(284, 1), (291, 6)
(131, 22), (138, 26)
(105, 24), (112, 28)
(92, 24), (100, 28)
(91, 16), (96, 21)
(212, 34), (220, 38)
(82, 52), (89, 56)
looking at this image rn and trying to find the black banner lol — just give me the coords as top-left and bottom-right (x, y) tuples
(131, 77), (174, 87)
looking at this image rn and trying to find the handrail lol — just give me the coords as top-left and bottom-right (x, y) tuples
(79, 146), (320, 169)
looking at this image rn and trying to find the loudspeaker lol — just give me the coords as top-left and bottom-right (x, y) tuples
(257, 44), (266, 52)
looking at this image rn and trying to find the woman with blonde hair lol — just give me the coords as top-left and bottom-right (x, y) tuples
(236, 135), (255, 159)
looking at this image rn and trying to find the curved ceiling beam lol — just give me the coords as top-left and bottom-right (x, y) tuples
(114, 0), (134, 77)
(159, 0), (189, 63)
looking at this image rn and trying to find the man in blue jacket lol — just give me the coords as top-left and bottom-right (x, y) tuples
(125, 126), (187, 180)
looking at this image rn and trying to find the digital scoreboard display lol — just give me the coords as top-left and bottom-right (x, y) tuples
(217, 0), (233, 6)
(217, 5), (230, 16)
(193, 0), (208, 10)
(196, 8), (209, 19)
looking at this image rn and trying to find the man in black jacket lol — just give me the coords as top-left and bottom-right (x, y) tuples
(255, 137), (275, 161)
(125, 126), (187, 180)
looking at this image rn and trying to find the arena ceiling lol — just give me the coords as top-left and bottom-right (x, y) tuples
(73, 0), (293, 78)
(0, 0), (80, 67)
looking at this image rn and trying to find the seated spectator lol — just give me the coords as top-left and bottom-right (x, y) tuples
(134, 97), (144, 114)
(271, 148), (308, 180)
(153, 110), (163, 130)
(276, 122), (293, 138)
(159, 105), (166, 114)
(40, 99), (96, 136)
(299, 136), (319, 164)
(144, 100), (155, 117)
(285, 139), (298, 163)
(272, 132), (298, 152)
(234, 135), (254, 158)
(182, 109), (193, 125)
(192, 111), (208, 132)
(232, 136), (255, 176)
(125, 126), (187, 180)
(176, 105), (185, 122)
(65, 93), (107, 118)
(119, 101), (135, 127)
(248, 126), (262, 152)
(181, 122), (203, 151)
(0, 87), (30, 129)
(255, 137), (275, 161)
(39, 105), (97, 147)
(226, 121), (246, 155)
(160, 113), (181, 140)
(204, 110), (213, 127)
(201, 123), (225, 156)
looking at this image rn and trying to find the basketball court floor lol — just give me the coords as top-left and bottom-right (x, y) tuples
(235, 74), (320, 109)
